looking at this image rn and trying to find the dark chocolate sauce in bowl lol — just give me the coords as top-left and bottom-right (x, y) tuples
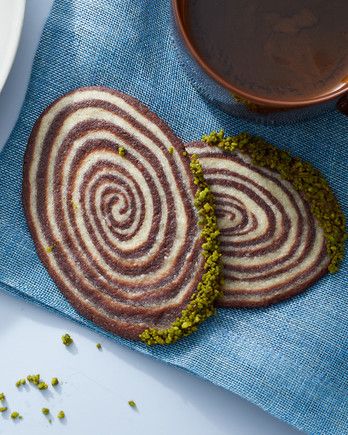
(185, 0), (348, 103)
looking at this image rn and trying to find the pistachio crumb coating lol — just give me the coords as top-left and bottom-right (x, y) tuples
(202, 130), (346, 273)
(140, 154), (222, 345)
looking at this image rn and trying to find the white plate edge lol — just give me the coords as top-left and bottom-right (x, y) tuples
(0, 0), (26, 94)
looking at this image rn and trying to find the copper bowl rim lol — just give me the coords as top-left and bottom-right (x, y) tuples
(172, 0), (348, 108)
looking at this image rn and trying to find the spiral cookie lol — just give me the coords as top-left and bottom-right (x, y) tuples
(22, 87), (221, 343)
(186, 140), (331, 307)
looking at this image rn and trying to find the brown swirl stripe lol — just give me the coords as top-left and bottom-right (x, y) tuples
(186, 142), (329, 307)
(23, 87), (206, 340)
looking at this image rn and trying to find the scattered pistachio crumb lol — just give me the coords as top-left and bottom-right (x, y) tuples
(128, 400), (136, 408)
(71, 200), (78, 210)
(11, 411), (21, 420)
(57, 410), (65, 419)
(51, 377), (59, 386)
(0, 393), (5, 402)
(27, 374), (40, 385)
(118, 146), (126, 157)
(49, 419), (52, 424)
(45, 245), (55, 253)
(233, 94), (269, 113)
(182, 151), (188, 156)
(42, 408), (50, 415)
(15, 378), (26, 388)
(38, 382), (48, 390)
(202, 130), (346, 273)
(168, 146), (174, 155)
(61, 333), (73, 346)
(0, 407), (7, 413)
(96, 343), (102, 350)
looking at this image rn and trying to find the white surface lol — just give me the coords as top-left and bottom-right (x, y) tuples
(0, 1), (302, 434)
(0, 0), (25, 93)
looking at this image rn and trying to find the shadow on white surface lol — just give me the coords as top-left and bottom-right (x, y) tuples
(0, 290), (302, 435)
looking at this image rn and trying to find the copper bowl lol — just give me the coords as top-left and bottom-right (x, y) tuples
(172, 0), (348, 123)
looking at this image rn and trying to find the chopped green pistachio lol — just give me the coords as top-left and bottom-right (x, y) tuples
(71, 200), (78, 210)
(232, 94), (279, 113)
(202, 130), (346, 273)
(0, 393), (5, 402)
(11, 411), (20, 420)
(49, 419), (52, 424)
(38, 382), (48, 390)
(182, 151), (188, 157)
(168, 146), (174, 155)
(0, 407), (7, 413)
(45, 245), (55, 253)
(42, 408), (50, 415)
(27, 374), (45, 389)
(57, 410), (65, 419)
(15, 379), (26, 388)
(118, 147), (126, 157)
(128, 400), (136, 408)
(27, 374), (40, 385)
(61, 333), (73, 346)
(139, 154), (222, 345)
(96, 343), (102, 350)
(51, 377), (59, 386)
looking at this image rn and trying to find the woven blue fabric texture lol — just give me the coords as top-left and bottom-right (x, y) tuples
(0, 1), (347, 433)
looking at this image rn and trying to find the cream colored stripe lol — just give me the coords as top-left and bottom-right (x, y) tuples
(27, 89), (201, 317)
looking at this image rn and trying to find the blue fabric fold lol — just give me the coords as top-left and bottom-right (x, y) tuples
(0, 1), (347, 433)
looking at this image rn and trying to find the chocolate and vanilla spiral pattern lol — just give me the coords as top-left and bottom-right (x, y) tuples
(23, 87), (205, 340)
(186, 142), (330, 307)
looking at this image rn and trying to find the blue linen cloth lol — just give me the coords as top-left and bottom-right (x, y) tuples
(0, 1), (347, 433)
